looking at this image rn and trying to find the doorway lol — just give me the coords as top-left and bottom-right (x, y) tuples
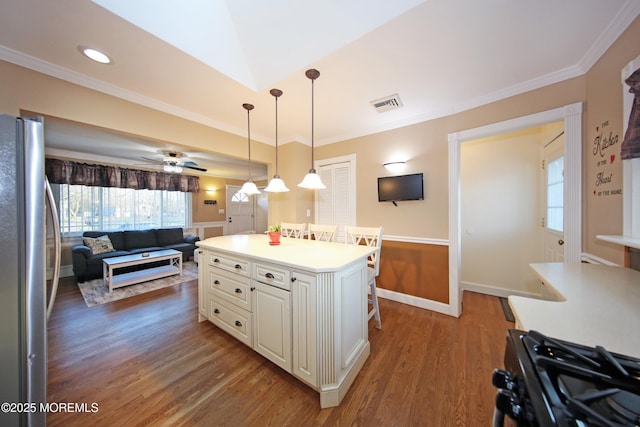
(226, 185), (267, 234)
(448, 102), (583, 317)
(460, 124), (564, 298)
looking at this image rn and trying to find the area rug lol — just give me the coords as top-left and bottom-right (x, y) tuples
(499, 297), (515, 323)
(78, 261), (198, 307)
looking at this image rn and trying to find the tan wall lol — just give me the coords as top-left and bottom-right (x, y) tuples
(3, 16), (640, 299)
(584, 16), (640, 265)
(268, 142), (315, 224)
(317, 76), (587, 239)
(0, 60), (275, 172)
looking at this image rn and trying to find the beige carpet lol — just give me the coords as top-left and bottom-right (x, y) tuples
(78, 261), (198, 307)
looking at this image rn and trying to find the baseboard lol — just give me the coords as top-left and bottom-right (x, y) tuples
(461, 281), (540, 299)
(581, 252), (620, 266)
(376, 287), (451, 316)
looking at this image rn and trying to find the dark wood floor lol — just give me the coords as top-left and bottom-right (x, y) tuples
(47, 276), (513, 426)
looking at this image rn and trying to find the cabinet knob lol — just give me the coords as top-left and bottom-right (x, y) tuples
(214, 258), (220, 263)
(291, 277), (297, 282)
(250, 287), (255, 292)
(235, 320), (243, 327)
(214, 280), (220, 285)
(265, 272), (275, 279)
(235, 264), (242, 269)
(214, 308), (220, 314)
(235, 288), (242, 294)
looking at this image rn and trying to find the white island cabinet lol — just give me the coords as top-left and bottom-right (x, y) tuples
(196, 234), (375, 408)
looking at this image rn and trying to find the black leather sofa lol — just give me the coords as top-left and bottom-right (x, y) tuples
(71, 228), (200, 282)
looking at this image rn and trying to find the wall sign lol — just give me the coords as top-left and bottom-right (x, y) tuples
(592, 120), (622, 197)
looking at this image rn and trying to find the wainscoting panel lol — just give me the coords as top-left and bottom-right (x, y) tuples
(377, 240), (449, 304)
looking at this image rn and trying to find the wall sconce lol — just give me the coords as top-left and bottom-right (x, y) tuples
(383, 161), (407, 173)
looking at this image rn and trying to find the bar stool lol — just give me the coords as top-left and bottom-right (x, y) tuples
(280, 222), (306, 238)
(308, 223), (337, 242)
(345, 226), (383, 329)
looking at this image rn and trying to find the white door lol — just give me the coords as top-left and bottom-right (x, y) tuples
(316, 155), (356, 242)
(226, 185), (255, 234)
(543, 134), (565, 262)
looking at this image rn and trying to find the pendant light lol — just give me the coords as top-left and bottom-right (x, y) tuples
(240, 103), (261, 195)
(264, 88), (289, 192)
(298, 69), (326, 189)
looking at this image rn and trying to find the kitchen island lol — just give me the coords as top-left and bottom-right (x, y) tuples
(196, 234), (376, 408)
(508, 262), (640, 357)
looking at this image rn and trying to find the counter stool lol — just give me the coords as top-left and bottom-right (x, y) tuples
(280, 222), (306, 238)
(345, 226), (383, 329)
(308, 223), (337, 242)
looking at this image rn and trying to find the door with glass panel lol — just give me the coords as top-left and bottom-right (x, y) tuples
(543, 134), (565, 262)
(227, 185), (255, 234)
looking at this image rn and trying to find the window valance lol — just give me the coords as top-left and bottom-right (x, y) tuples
(621, 67), (640, 160)
(45, 158), (200, 193)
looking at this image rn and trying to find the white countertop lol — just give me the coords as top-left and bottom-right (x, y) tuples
(596, 234), (640, 250)
(508, 262), (640, 357)
(196, 234), (375, 273)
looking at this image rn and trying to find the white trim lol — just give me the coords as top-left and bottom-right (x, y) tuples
(376, 288), (450, 316)
(461, 281), (540, 300)
(192, 221), (228, 239)
(448, 102), (583, 318)
(581, 252), (620, 266)
(383, 235), (448, 245)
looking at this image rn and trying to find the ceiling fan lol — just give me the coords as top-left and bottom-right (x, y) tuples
(141, 151), (207, 173)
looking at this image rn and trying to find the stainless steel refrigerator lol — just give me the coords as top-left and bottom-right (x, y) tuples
(0, 115), (60, 426)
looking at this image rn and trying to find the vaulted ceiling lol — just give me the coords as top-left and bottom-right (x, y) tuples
(1, 0), (639, 178)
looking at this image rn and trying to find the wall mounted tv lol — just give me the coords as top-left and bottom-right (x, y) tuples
(377, 173), (424, 202)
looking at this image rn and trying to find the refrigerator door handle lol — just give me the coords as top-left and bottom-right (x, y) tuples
(45, 177), (60, 320)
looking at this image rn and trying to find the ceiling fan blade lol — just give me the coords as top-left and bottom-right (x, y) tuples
(184, 165), (207, 172)
(141, 156), (163, 164)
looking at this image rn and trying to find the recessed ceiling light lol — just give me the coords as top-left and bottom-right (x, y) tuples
(78, 46), (112, 64)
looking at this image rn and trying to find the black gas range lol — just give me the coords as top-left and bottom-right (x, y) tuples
(493, 329), (640, 427)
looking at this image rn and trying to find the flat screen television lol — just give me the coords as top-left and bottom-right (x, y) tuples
(377, 173), (424, 202)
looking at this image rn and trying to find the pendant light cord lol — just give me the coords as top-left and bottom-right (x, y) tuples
(243, 103), (254, 180)
(311, 77), (315, 167)
(275, 94), (279, 174)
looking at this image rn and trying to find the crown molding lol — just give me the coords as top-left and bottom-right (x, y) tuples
(0, 44), (273, 145)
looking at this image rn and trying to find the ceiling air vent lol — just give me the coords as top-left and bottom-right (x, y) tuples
(371, 94), (403, 112)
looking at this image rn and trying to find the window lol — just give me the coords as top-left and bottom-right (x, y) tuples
(57, 184), (189, 235)
(231, 190), (249, 203)
(546, 155), (564, 232)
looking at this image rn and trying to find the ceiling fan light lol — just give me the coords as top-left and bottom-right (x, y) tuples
(297, 170), (326, 189)
(163, 164), (182, 173)
(240, 180), (261, 195)
(264, 176), (290, 192)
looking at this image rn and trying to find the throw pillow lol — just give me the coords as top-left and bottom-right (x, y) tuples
(83, 235), (115, 255)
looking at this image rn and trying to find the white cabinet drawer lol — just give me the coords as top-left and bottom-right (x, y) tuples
(253, 262), (291, 290)
(207, 294), (252, 347)
(207, 252), (249, 277)
(207, 269), (251, 310)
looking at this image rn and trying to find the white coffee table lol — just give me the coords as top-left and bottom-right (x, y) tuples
(102, 249), (183, 292)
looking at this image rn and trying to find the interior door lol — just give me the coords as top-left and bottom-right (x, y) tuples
(543, 134), (565, 262)
(226, 185), (255, 234)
